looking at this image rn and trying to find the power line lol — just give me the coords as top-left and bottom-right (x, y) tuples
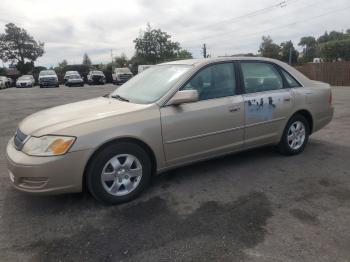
(186, 0), (297, 33)
(211, 4), (350, 52)
(183, 0), (320, 47)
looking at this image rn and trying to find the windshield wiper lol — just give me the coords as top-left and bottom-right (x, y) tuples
(110, 94), (130, 102)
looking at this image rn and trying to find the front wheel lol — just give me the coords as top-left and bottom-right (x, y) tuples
(86, 142), (152, 205)
(278, 114), (310, 155)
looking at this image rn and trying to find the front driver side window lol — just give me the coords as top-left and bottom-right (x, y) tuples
(241, 62), (283, 94)
(183, 63), (236, 100)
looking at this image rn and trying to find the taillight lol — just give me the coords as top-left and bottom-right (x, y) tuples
(328, 91), (332, 106)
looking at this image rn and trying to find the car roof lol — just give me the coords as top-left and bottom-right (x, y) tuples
(161, 56), (287, 66)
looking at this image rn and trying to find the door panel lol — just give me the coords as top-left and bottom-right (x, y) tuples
(239, 61), (294, 148)
(243, 89), (293, 147)
(160, 95), (244, 165)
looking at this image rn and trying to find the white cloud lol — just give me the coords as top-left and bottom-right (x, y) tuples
(0, 0), (349, 67)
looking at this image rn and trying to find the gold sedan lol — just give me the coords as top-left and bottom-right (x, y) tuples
(6, 57), (333, 204)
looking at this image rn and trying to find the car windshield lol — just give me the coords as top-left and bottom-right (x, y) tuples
(69, 75), (80, 79)
(19, 76), (32, 80)
(66, 71), (78, 75)
(92, 71), (104, 75)
(116, 68), (131, 74)
(40, 70), (55, 76)
(110, 64), (191, 104)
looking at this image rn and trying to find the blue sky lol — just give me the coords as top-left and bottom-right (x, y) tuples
(1, 0), (349, 67)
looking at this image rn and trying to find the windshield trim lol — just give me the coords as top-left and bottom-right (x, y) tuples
(110, 64), (192, 105)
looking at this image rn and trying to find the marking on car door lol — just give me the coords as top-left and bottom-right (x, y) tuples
(245, 95), (283, 121)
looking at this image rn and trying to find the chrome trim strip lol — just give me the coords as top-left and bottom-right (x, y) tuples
(165, 125), (244, 144)
(165, 117), (286, 145)
(245, 117), (286, 128)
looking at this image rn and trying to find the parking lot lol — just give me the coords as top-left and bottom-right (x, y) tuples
(0, 84), (349, 262)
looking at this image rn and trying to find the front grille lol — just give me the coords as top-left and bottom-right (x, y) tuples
(14, 129), (28, 150)
(119, 74), (132, 80)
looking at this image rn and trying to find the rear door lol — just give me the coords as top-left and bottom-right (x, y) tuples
(160, 62), (244, 166)
(239, 61), (294, 148)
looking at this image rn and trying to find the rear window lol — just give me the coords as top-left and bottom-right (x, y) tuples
(280, 69), (302, 88)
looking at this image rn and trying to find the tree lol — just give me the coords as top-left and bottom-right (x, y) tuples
(317, 31), (330, 44)
(258, 36), (281, 59)
(0, 23), (44, 74)
(177, 49), (193, 59)
(114, 53), (128, 68)
(298, 36), (317, 63)
(319, 39), (350, 61)
(82, 53), (92, 66)
(133, 24), (181, 64)
(280, 41), (299, 64)
(58, 59), (68, 68)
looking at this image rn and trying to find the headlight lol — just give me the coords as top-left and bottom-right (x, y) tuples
(22, 135), (76, 156)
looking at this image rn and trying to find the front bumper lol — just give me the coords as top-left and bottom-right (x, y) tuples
(67, 80), (84, 85)
(6, 138), (93, 195)
(39, 79), (58, 86)
(16, 82), (32, 88)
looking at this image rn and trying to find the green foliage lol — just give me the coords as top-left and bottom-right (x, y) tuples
(82, 53), (92, 66)
(0, 23), (44, 74)
(58, 59), (68, 68)
(114, 53), (128, 68)
(280, 41), (299, 64)
(298, 36), (318, 63)
(0, 67), (6, 75)
(258, 36), (281, 59)
(319, 39), (350, 61)
(177, 49), (193, 59)
(133, 24), (181, 64)
(16, 61), (34, 74)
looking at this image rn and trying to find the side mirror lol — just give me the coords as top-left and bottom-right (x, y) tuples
(168, 90), (199, 106)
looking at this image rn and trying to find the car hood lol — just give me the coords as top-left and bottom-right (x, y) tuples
(19, 97), (151, 136)
(17, 80), (31, 83)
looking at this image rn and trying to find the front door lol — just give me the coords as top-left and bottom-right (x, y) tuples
(160, 62), (244, 166)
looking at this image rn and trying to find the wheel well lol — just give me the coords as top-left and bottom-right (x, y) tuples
(82, 137), (157, 192)
(293, 110), (313, 133)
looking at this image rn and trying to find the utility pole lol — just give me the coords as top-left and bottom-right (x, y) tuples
(288, 47), (292, 65)
(202, 43), (207, 58)
(111, 49), (114, 72)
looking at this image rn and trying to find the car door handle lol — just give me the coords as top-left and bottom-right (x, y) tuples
(229, 106), (240, 112)
(284, 97), (291, 102)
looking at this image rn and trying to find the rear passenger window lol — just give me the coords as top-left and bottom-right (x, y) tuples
(281, 69), (301, 88)
(183, 63), (235, 100)
(241, 62), (283, 93)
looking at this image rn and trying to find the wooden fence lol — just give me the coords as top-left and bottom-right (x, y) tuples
(295, 62), (350, 86)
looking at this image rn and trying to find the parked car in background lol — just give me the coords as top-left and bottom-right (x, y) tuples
(6, 57), (333, 204)
(66, 74), (84, 87)
(112, 67), (133, 85)
(16, 75), (35, 88)
(38, 70), (59, 88)
(7, 77), (14, 87)
(137, 65), (154, 74)
(87, 70), (106, 85)
(64, 71), (80, 84)
(0, 76), (7, 89)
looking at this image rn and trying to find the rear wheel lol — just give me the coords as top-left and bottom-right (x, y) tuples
(278, 114), (310, 155)
(86, 142), (152, 205)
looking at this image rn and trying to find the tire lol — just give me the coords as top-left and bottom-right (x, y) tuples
(278, 114), (310, 155)
(56, 84), (59, 87)
(86, 142), (152, 205)
(39, 84), (43, 88)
